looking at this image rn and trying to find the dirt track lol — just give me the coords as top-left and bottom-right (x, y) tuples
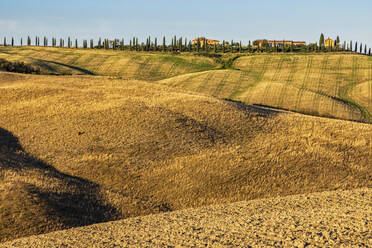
(2, 188), (371, 247)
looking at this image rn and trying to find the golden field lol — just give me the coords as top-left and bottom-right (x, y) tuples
(0, 71), (371, 242)
(1, 47), (372, 122)
(0, 47), (371, 244)
(2, 188), (371, 247)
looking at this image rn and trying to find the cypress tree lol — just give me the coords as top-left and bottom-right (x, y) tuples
(173, 36), (177, 51)
(11, 37), (14, 46)
(355, 42), (358, 52)
(179, 37), (182, 51)
(248, 40), (251, 53)
(189, 41), (192, 52)
(163, 36), (166, 52)
(239, 41), (242, 53)
(369, 48), (371, 56)
(20, 38), (23, 46)
(364, 44), (367, 54)
(349, 41), (352, 52)
(120, 39), (124, 50)
(96, 38), (100, 49)
(343, 41), (346, 51)
(319, 33), (325, 49)
(184, 38), (187, 51)
(154, 37), (158, 51)
(75, 39), (78, 49)
(3, 37), (6, 46)
(135, 38), (138, 51)
(27, 36), (31, 46)
(129, 40), (132, 51)
(68, 37), (71, 48)
(336, 36), (340, 49)
(360, 43), (363, 54)
(91, 39), (94, 49)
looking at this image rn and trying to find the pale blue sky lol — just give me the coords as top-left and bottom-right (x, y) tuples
(1, 0), (371, 46)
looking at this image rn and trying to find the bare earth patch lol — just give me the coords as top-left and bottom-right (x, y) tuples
(1, 188), (371, 247)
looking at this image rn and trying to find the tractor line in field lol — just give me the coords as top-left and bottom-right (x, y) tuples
(278, 57), (298, 108)
(295, 56), (313, 111)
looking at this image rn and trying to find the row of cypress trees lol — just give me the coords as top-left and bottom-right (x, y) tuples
(1, 36), (371, 56)
(319, 33), (371, 55)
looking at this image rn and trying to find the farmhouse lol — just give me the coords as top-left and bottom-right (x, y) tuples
(255, 40), (306, 48)
(325, 38), (334, 48)
(192, 37), (220, 47)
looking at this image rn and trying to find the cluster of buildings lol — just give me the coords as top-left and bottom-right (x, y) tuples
(254, 40), (306, 48)
(192, 37), (337, 48)
(192, 37), (220, 46)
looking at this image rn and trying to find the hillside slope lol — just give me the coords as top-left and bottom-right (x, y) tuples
(160, 54), (372, 123)
(1, 47), (371, 122)
(0, 47), (217, 80)
(2, 188), (370, 247)
(0, 72), (371, 241)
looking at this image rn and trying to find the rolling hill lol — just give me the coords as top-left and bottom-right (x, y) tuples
(160, 54), (372, 123)
(0, 46), (217, 80)
(1, 47), (371, 123)
(0, 71), (371, 242)
(1, 188), (370, 247)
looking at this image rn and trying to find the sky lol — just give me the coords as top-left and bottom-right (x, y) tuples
(1, 0), (372, 46)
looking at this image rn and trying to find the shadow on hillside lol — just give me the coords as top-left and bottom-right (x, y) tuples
(223, 99), (283, 117)
(0, 127), (119, 229)
(40, 60), (95, 75)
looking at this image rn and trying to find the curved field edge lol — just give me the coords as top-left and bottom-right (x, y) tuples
(159, 54), (372, 123)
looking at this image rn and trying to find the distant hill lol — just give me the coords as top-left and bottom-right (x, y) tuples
(0, 72), (371, 242)
(160, 54), (372, 123)
(1, 47), (371, 123)
(0, 46), (217, 80)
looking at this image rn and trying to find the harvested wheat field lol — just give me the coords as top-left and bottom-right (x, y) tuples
(1, 188), (371, 247)
(0, 46), (217, 80)
(2, 47), (372, 122)
(160, 54), (372, 123)
(0, 70), (371, 244)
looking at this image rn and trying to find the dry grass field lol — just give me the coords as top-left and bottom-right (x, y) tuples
(0, 71), (371, 242)
(2, 188), (370, 247)
(2, 47), (371, 123)
(160, 54), (372, 123)
(0, 46), (217, 80)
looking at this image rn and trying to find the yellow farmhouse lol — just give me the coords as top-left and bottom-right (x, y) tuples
(325, 38), (334, 48)
(192, 37), (220, 47)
